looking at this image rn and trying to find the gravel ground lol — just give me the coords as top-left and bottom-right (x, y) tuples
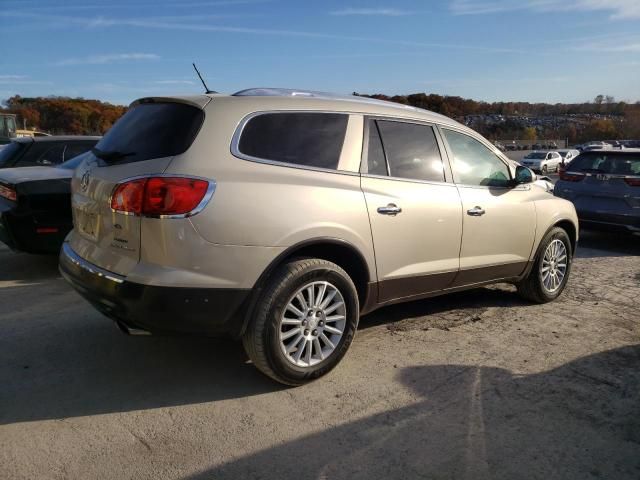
(0, 231), (638, 480)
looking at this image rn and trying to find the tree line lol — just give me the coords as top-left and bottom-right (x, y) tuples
(2, 95), (127, 135)
(2, 93), (639, 142)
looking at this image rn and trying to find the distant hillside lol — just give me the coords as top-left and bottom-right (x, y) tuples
(356, 93), (640, 142)
(2, 93), (639, 142)
(1, 96), (127, 135)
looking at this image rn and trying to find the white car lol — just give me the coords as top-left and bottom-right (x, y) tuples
(521, 151), (563, 173)
(581, 141), (612, 151)
(556, 149), (580, 165)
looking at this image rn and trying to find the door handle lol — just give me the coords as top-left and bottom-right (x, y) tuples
(467, 206), (485, 216)
(377, 203), (402, 216)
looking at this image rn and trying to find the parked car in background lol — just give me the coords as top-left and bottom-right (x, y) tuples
(0, 154), (89, 254)
(581, 141), (612, 152)
(555, 150), (640, 234)
(521, 151), (563, 173)
(0, 113), (17, 145)
(0, 136), (100, 169)
(15, 129), (51, 138)
(59, 89), (578, 385)
(557, 149), (580, 165)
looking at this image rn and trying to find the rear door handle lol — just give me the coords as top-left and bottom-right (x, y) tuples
(377, 203), (402, 216)
(467, 206), (485, 216)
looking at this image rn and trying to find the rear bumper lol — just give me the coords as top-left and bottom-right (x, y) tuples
(0, 199), (70, 253)
(59, 242), (251, 337)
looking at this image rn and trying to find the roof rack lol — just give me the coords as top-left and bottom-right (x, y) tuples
(231, 88), (419, 111)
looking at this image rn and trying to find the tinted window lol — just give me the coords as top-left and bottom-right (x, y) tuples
(238, 113), (348, 170)
(64, 142), (97, 162)
(443, 129), (511, 187)
(15, 142), (65, 167)
(95, 102), (204, 164)
(60, 152), (90, 170)
(525, 152), (547, 159)
(375, 120), (444, 182)
(568, 153), (640, 175)
(0, 141), (27, 167)
(366, 121), (388, 176)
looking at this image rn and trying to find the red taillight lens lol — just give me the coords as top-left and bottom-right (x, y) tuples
(143, 177), (209, 216)
(559, 172), (585, 182)
(110, 178), (146, 214)
(0, 184), (17, 202)
(624, 177), (640, 187)
(110, 177), (210, 216)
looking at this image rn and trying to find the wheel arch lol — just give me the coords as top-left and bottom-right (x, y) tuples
(235, 238), (374, 338)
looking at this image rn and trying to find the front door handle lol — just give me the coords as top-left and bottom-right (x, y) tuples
(377, 203), (402, 216)
(467, 206), (486, 216)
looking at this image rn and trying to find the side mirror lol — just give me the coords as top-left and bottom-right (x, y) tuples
(514, 165), (534, 185)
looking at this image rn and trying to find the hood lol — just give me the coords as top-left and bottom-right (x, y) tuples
(0, 166), (73, 186)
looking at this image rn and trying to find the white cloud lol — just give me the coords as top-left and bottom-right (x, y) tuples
(54, 53), (160, 66)
(450, 0), (640, 19)
(0, 75), (27, 80)
(329, 8), (412, 16)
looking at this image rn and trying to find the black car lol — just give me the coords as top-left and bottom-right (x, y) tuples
(0, 135), (100, 169)
(0, 153), (91, 253)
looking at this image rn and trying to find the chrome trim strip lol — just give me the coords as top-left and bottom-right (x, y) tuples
(61, 242), (125, 284)
(109, 174), (217, 219)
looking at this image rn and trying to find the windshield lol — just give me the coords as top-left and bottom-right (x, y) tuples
(525, 152), (547, 159)
(94, 102), (204, 164)
(568, 153), (640, 175)
(0, 141), (27, 167)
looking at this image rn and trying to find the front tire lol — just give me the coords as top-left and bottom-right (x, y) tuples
(243, 258), (359, 386)
(517, 227), (572, 303)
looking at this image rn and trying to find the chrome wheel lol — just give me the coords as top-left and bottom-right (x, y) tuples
(540, 239), (567, 293)
(279, 281), (346, 368)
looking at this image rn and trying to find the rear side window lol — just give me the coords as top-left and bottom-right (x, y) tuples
(237, 112), (348, 170)
(373, 120), (444, 182)
(94, 102), (204, 164)
(568, 153), (640, 175)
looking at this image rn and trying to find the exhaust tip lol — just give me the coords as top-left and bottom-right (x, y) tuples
(115, 320), (152, 336)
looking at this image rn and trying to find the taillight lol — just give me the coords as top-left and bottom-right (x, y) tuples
(111, 177), (210, 216)
(559, 172), (585, 182)
(624, 177), (640, 187)
(0, 184), (17, 202)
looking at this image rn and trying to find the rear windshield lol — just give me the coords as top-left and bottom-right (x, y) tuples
(0, 141), (27, 167)
(94, 102), (204, 164)
(525, 152), (547, 159)
(568, 153), (640, 175)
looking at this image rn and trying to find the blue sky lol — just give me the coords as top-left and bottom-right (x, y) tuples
(1, 0), (639, 106)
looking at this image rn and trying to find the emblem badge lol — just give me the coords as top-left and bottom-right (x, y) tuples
(80, 170), (91, 192)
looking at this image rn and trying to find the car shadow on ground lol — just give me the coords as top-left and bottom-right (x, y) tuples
(576, 230), (639, 258)
(0, 324), (284, 425)
(0, 247), (60, 282)
(186, 345), (640, 480)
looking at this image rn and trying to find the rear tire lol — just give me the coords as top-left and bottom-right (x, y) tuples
(242, 258), (359, 386)
(517, 227), (572, 303)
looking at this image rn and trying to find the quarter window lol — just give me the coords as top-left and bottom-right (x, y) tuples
(372, 120), (444, 182)
(366, 121), (388, 176)
(443, 129), (511, 187)
(238, 112), (348, 170)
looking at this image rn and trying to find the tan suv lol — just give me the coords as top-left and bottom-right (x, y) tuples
(59, 89), (578, 385)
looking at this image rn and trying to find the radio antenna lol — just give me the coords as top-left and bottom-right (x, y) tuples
(192, 63), (216, 94)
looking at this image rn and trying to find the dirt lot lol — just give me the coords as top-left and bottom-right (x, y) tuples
(1, 231), (638, 480)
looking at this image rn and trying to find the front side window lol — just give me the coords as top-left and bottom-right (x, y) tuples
(443, 129), (511, 187)
(238, 112), (348, 170)
(373, 120), (444, 182)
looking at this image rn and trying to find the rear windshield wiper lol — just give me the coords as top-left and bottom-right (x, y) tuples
(92, 147), (136, 162)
